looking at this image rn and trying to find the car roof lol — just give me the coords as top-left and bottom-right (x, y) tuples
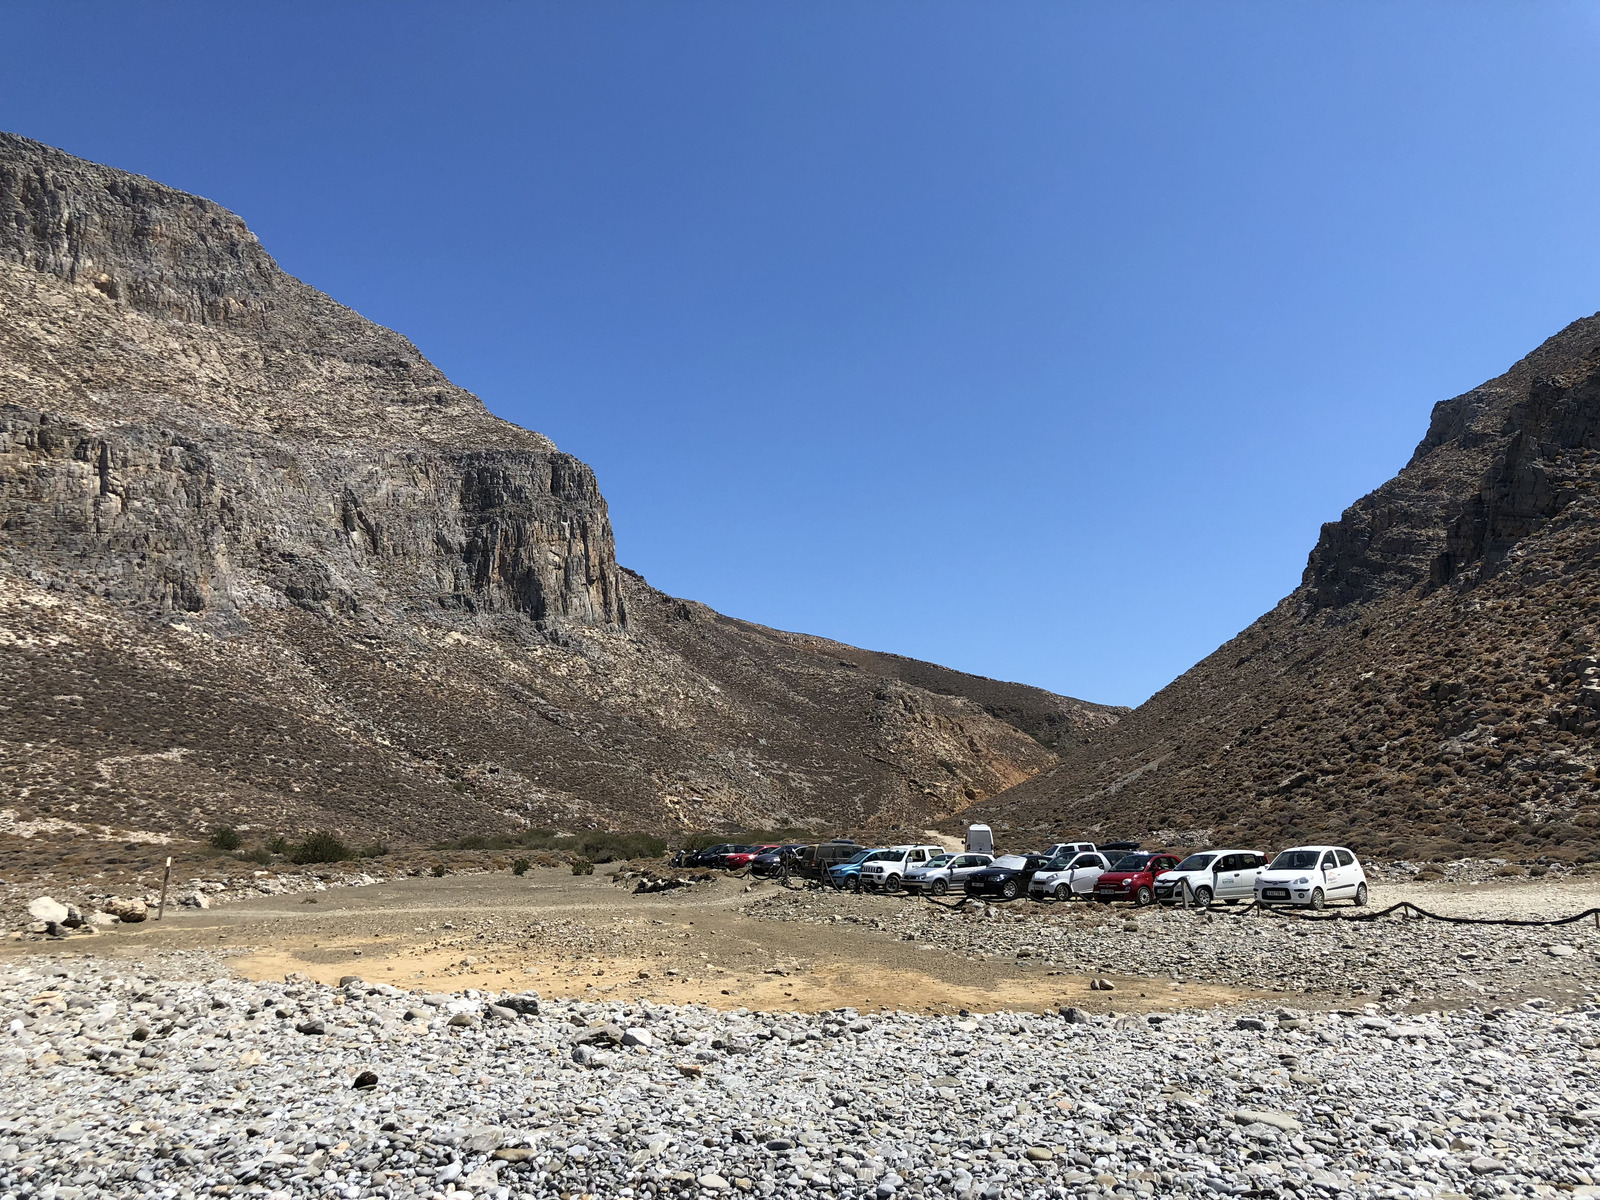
(1275, 844), (1347, 853)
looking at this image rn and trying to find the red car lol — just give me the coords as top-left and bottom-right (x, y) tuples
(1092, 851), (1182, 906)
(722, 844), (780, 870)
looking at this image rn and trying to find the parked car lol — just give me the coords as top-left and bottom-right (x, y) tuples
(1092, 851), (1182, 905)
(904, 852), (994, 895)
(793, 840), (861, 880)
(965, 824), (995, 854)
(750, 844), (807, 877)
(1028, 850), (1110, 900)
(1153, 850), (1267, 906)
(964, 853), (1055, 900)
(857, 845), (945, 892)
(828, 849), (881, 890)
(682, 843), (740, 869)
(1040, 841), (1098, 861)
(1255, 846), (1368, 910)
(1100, 840), (1142, 855)
(723, 844), (779, 870)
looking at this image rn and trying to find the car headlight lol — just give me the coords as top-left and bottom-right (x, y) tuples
(1295, 876), (1310, 885)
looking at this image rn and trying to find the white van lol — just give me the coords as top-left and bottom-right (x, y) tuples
(965, 824), (994, 854)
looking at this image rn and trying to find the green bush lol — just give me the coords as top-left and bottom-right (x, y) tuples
(512, 858), (531, 876)
(358, 843), (390, 859)
(431, 863), (448, 878)
(571, 858), (595, 876)
(234, 846), (274, 865)
(290, 830), (352, 865)
(208, 826), (241, 852)
(267, 835), (289, 855)
(429, 827), (667, 863)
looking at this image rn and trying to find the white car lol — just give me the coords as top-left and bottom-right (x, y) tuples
(1255, 845), (1369, 910)
(1154, 849), (1267, 907)
(1028, 851), (1110, 900)
(1040, 841), (1098, 860)
(856, 845), (946, 893)
(904, 852), (994, 896)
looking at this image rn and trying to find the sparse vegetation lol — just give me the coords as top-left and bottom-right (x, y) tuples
(358, 843), (390, 859)
(208, 826), (241, 852)
(511, 857), (530, 876)
(234, 846), (274, 865)
(267, 835), (289, 855)
(431, 863), (448, 877)
(432, 828), (667, 863)
(289, 830), (351, 864)
(571, 858), (594, 875)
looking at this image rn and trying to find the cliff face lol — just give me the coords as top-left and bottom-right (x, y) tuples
(0, 132), (623, 630)
(0, 132), (1116, 845)
(973, 314), (1600, 859)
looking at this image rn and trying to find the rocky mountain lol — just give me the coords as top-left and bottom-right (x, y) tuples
(0, 131), (1121, 845)
(969, 313), (1600, 860)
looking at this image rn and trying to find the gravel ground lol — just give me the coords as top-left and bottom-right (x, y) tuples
(742, 883), (1600, 1010)
(3, 951), (1600, 1200)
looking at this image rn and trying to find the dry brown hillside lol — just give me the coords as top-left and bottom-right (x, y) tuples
(0, 131), (1120, 846)
(968, 313), (1600, 861)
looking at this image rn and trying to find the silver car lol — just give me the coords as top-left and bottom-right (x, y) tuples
(904, 852), (994, 896)
(1028, 851), (1110, 901)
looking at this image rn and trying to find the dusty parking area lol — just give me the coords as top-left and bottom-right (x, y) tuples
(7, 865), (1597, 1014)
(5, 867), (1265, 1015)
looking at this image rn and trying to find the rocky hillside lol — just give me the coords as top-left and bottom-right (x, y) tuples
(970, 314), (1600, 860)
(0, 131), (1120, 845)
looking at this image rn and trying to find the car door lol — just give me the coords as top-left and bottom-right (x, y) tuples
(1334, 849), (1358, 896)
(1318, 850), (1342, 897)
(1211, 854), (1241, 899)
(1071, 853), (1105, 894)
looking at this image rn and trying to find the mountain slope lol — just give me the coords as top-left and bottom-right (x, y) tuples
(0, 131), (1120, 844)
(969, 314), (1600, 859)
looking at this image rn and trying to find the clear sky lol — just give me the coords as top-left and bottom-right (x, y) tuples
(4, 3), (1598, 707)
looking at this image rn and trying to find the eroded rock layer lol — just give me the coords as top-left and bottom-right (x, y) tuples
(0, 131), (1118, 843)
(974, 314), (1600, 858)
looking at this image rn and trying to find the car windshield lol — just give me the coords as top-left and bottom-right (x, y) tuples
(1112, 853), (1157, 871)
(1043, 856), (1073, 871)
(924, 855), (952, 868)
(992, 855), (1028, 870)
(843, 851), (873, 865)
(1175, 853), (1217, 872)
(1270, 850), (1322, 870)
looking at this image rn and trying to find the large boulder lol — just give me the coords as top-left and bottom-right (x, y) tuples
(27, 897), (69, 925)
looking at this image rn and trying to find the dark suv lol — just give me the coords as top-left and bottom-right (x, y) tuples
(963, 853), (1055, 900)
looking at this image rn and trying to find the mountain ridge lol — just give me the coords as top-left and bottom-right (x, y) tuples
(0, 130), (1118, 845)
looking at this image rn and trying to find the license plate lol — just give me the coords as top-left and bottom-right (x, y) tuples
(1263, 888), (1289, 900)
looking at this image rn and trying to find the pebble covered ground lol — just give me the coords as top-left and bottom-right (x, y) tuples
(3, 951), (1600, 1200)
(741, 887), (1600, 1009)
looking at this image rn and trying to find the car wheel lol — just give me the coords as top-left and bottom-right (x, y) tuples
(930, 878), (949, 896)
(1054, 883), (1070, 902)
(1135, 885), (1153, 907)
(884, 874), (902, 894)
(1001, 879), (1018, 900)
(1193, 885), (1213, 908)
(1354, 882), (1368, 907)
(850, 876), (862, 893)
(1309, 888), (1324, 911)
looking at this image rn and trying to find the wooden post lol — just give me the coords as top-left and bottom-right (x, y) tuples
(1180, 877), (1190, 910)
(156, 857), (172, 920)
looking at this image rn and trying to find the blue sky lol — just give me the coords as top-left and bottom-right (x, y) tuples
(4, 3), (1598, 707)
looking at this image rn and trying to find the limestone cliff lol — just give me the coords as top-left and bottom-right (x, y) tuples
(0, 131), (1119, 844)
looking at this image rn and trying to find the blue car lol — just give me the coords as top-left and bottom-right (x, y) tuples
(828, 849), (880, 891)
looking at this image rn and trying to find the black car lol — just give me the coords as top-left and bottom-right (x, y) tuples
(963, 853), (1055, 900)
(750, 844), (808, 877)
(681, 842), (739, 869)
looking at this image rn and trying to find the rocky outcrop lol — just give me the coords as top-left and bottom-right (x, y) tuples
(0, 131), (1116, 845)
(975, 313), (1600, 859)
